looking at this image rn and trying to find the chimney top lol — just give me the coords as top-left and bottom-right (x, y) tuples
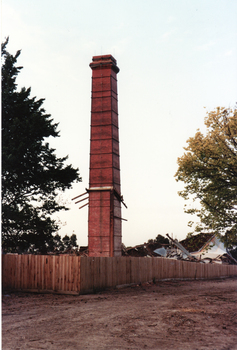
(90, 54), (119, 73)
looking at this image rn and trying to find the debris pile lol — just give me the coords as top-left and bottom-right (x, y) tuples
(121, 233), (237, 265)
(122, 242), (168, 257)
(166, 233), (237, 265)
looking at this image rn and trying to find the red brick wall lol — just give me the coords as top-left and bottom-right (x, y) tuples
(88, 55), (122, 257)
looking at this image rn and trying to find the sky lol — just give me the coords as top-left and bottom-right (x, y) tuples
(2, 0), (237, 247)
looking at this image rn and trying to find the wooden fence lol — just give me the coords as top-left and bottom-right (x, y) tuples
(2, 255), (81, 294)
(2, 254), (237, 295)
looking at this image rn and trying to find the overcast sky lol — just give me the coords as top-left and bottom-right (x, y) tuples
(2, 0), (237, 247)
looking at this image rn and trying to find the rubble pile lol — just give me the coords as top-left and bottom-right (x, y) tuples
(167, 233), (237, 265)
(122, 242), (167, 257)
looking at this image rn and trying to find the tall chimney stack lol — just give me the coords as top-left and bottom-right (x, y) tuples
(88, 55), (123, 257)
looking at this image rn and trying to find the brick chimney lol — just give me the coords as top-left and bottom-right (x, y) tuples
(88, 55), (123, 257)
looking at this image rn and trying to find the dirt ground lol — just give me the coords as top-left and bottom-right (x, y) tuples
(2, 277), (237, 350)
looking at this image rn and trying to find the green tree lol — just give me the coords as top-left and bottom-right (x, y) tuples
(1, 38), (82, 253)
(147, 234), (169, 245)
(69, 233), (78, 248)
(62, 233), (78, 251)
(50, 233), (65, 252)
(175, 106), (237, 243)
(155, 234), (169, 245)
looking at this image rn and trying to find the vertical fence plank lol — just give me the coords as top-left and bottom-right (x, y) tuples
(77, 257), (81, 293)
(146, 258), (152, 282)
(117, 257), (125, 286)
(106, 256), (113, 288)
(44, 256), (48, 291)
(126, 257), (131, 285)
(3, 255), (9, 289)
(49, 256), (54, 291)
(70, 256), (75, 292)
(12, 255), (17, 289)
(17, 255), (22, 289)
(82, 257), (94, 292)
(56, 255), (60, 291)
(151, 257), (158, 281)
(11, 255), (15, 289)
(58, 255), (62, 292)
(45, 255), (50, 290)
(67, 256), (71, 292)
(2, 255), (6, 288)
(65, 256), (69, 292)
(112, 257), (118, 287)
(48, 256), (53, 291)
(35, 255), (38, 290)
(83, 257), (88, 292)
(5, 256), (11, 290)
(52, 256), (55, 291)
(90, 258), (95, 291)
(2, 255), (10, 289)
(182, 260), (187, 279)
(79, 257), (86, 292)
(53, 256), (57, 292)
(151, 257), (156, 281)
(61, 255), (65, 292)
(115, 257), (120, 286)
(122, 257), (127, 285)
(41, 255), (45, 290)
(100, 257), (106, 289)
(158, 258), (164, 280)
(67, 255), (71, 291)
(196, 263), (201, 279)
(64, 255), (68, 291)
(94, 257), (100, 290)
(139, 257), (146, 283)
(20, 255), (25, 289)
(64, 255), (68, 292)
(28, 255), (32, 289)
(31, 255), (36, 290)
(131, 257), (140, 284)
(26, 255), (30, 288)
(36, 255), (40, 290)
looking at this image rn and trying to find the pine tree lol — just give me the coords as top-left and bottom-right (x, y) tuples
(1, 38), (82, 253)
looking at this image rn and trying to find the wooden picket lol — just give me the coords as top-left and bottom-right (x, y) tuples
(2, 254), (237, 295)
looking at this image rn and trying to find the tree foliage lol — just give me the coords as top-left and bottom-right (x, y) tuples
(49, 233), (79, 253)
(155, 234), (169, 245)
(147, 234), (169, 245)
(1, 38), (82, 253)
(175, 106), (237, 244)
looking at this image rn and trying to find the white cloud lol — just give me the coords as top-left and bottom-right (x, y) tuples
(167, 15), (176, 23)
(224, 50), (233, 56)
(195, 41), (215, 51)
(160, 28), (177, 42)
(2, 4), (41, 48)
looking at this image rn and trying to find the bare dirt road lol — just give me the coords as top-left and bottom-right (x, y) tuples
(2, 277), (237, 350)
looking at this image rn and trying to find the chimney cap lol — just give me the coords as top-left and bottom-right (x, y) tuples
(90, 54), (119, 73)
